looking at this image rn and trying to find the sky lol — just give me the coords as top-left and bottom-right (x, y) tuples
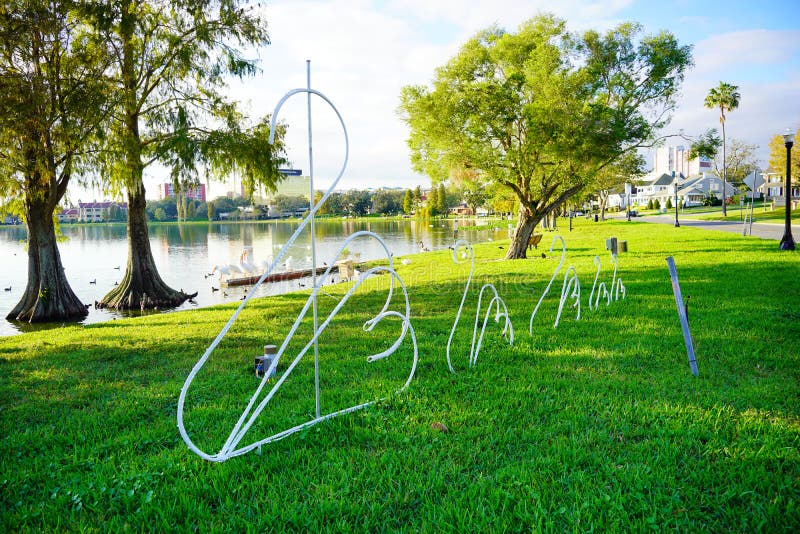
(77, 0), (800, 201)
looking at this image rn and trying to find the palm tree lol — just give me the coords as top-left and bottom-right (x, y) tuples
(704, 82), (741, 216)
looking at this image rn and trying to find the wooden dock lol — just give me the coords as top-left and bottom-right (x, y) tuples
(221, 265), (338, 287)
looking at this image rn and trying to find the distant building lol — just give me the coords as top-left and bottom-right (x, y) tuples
(252, 170), (311, 205)
(77, 201), (128, 222)
(158, 183), (206, 202)
(654, 145), (713, 177)
(57, 208), (80, 223)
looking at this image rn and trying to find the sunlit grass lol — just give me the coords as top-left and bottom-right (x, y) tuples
(697, 205), (800, 223)
(1, 218), (798, 531)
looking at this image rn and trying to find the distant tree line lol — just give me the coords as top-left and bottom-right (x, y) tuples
(146, 182), (510, 222)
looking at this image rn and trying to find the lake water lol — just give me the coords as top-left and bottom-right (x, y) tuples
(0, 219), (502, 336)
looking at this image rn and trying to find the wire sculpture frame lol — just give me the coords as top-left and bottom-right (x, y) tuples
(589, 255), (611, 310)
(529, 235), (566, 333)
(445, 240), (514, 374)
(177, 65), (418, 462)
(554, 265), (581, 327)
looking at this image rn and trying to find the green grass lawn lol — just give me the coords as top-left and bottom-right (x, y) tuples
(2, 219), (799, 531)
(697, 206), (800, 223)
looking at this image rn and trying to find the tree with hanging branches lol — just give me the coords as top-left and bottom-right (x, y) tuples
(0, 0), (112, 322)
(94, 0), (287, 311)
(704, 81), (740, 216)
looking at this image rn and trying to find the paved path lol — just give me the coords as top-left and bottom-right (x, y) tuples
(632, 214), (798, 241)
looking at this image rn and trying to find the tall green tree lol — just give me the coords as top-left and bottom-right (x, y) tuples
(437, 183), (447, 216)
(402, 189), (413, 214)
(0, 0), (111, 322)
(96, 0), (286, 311)
(399, 15), (692, 258)
(704, 81), (740, 216)
(413, 185), (422, 214)
(426, 186), (438, 216)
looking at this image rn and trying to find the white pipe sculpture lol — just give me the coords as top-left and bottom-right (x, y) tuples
(554, 265), (581, 327)
(177, 63), (418, 462)
(446, 240), (514, 374)
(529, 235), (566, 333)
(610, 253), (626, 301)
(588, 255), (610, 311)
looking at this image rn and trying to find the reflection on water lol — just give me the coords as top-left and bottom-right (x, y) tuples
(0, 219), (497, 336)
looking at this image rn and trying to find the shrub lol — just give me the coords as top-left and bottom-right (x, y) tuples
(666, 197), (673, 209)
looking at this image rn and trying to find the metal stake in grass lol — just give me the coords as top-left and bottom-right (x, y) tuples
(666, 256), (698, 376)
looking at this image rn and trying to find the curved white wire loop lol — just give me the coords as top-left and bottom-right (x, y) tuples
(446, 239), (514, 374)
(529, 235), (566, 333)
(554, 265), (581, 327)
(589, 256), (610, 310)
(177, 86), (417, 462)
(610, 254), (625, 301)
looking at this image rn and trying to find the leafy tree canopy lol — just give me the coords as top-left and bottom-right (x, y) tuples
(399, 14), (692, 258)
(768, 129), (800, 184)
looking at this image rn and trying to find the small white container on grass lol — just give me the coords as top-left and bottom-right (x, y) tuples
(255, 344), (278, 378)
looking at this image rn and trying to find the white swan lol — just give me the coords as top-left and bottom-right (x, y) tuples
(239, 250), (258, 275)
(211, 264), (243, 278)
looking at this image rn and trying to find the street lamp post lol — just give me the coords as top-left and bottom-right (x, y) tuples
(779, 130), (795, 250)
(673, 171), (680, 227)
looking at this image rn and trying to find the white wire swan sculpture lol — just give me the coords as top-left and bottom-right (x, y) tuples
(177, 66), (418, 462)
(445, 240), (514, 374)
(588, 255), (610, 310)
(529, 235), (581, 329)
(554, 265), (581, 327)
(587, 249), (628, 312)
(610, 253), (626, 301)
(529, 235), (567, 333)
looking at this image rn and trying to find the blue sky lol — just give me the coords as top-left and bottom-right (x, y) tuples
(77, 0), (800, 200)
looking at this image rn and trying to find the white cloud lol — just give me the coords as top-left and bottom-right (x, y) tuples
(663, 29), (800, 169)
(693, 29), (800, 76)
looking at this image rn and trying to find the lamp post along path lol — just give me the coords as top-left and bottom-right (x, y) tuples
(673, 171), (680, 227)
(779, 130), (795, 250)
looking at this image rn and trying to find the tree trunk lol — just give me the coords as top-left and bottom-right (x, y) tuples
(505, 206), (540, 259)
(98, 18), (195, 311)
(7, 195), (87, 322)
(97, 180), (196, 310)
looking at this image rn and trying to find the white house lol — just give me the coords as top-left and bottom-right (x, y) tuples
(631, 172), (738, 208)
(759, 172), (799, 207)
(632, 172), (676, 207)
(678, 174), (738, 207)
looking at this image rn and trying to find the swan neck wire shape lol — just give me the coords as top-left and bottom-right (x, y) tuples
(529, 235), (566, 333)
(446, 239), (513, 374)
(177, 64), (417, 462)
